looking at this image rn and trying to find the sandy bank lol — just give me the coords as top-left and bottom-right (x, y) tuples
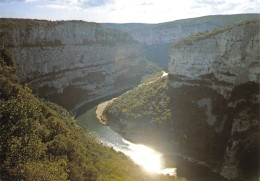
(96, 98), (117, 124)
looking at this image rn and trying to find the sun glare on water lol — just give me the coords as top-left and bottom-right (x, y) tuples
(121, 139), (176, 176)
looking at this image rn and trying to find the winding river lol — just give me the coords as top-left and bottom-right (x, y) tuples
(77, 102), (229, 181)
(76, 70), (229, 180)
(77, 105), (177, 176)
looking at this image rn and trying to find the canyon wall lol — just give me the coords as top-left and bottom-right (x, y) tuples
(0, 19), (145, 112)
(168, 20), (259, 180)
(169, 20), (259, 97)
(104, 14), (259, 68)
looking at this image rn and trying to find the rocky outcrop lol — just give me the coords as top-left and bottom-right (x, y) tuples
(0, 19), (145, 111)
(219, 82), (259, 180)
(104, 14), (259, 68)
(169, 20), (259, 97)
(168, 20), (259, 180)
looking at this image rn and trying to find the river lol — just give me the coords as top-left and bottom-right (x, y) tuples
(76, 103), (228, 181)
(76, 72), (228, 180)
(77, 105), (176, 176)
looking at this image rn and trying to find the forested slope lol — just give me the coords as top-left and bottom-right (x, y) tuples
(0, 48), (180, 181)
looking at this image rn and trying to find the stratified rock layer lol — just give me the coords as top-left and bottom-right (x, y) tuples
(169, 20), (259, 97)
(0, 19), (145, 111)
(104, 14), (259, 68)
(168, 20), (259, 180)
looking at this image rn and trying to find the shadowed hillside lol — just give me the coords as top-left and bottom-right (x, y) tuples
(103, 19), (260, 180)
(0, 48), (184, 180)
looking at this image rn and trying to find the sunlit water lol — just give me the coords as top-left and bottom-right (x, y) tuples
(120, 139), (176, 175)
(77, 107), (176, 176)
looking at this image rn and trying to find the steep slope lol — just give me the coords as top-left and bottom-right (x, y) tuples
(169, 19), (259, 97)
(0, 19), (145, 112)
(168, 19), (259, 180)
(103, 20), (260, 180)
(103, 14), (259, 68)
(0, 48), (184, 181)
(103, 74), (171, 142)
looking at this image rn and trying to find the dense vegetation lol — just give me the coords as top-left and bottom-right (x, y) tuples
(102, 68), (259, 180)
(0, 48), (181, 180)
(103, 72), (170, 124)
(103, 74), (229, 164)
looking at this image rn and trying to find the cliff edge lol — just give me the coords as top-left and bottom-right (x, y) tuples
(103, 19), (259, 180)
(169, 19), (259, 180)
(0, 19), (145, 112)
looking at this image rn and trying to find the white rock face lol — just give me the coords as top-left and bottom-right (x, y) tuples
(168, 20), (260, 180)
(169, 21), (259, 97)
(1, 19), (145, 110)
(103, 15), (259, 68)
(111, 14), (260, 46)
(131, 24), (218, 46)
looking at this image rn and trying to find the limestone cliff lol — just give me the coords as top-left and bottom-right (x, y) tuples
(0, 19), (145, 112)
(168, 20), (259, 180)
(104, 14), (259, 68)
(97, 19), (259, 180)
(169, 20), (259, 97)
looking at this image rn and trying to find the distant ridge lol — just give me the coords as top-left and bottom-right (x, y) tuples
(102, 14), (260, 32)
(102, 13), (260, 69)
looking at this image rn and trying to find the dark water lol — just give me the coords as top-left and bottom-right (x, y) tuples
(75, 87), (135, 118)
(77, 106), (177, 176)
(172, 155), (228, 181)
(77, 107), (127, 146)
(77, 104), (228, 181)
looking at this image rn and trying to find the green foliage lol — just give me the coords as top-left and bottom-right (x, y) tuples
(0, 49), (181, 180)
(103, 69), (232, 166)
(104, 76), (171, 124)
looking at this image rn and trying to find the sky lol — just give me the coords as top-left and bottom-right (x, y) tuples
(0, 0), (259, 23)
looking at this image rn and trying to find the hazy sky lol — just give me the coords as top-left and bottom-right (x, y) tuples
(0, 0), (259, 23)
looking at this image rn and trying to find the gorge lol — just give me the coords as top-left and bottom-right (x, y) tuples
(0, 19), (145, 112)
(169, 19), (259, 180)
(103, 19), (260, 180)
(0, 14), (259, 181)
(103, 14), (259, 69)
(1, 14), (259, 113)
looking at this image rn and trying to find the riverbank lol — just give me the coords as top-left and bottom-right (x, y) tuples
(96, 98), (117, 125)
(75, 87), (135, 118)
(95, 71), (168, 125)
(97, 70), (229, 180)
